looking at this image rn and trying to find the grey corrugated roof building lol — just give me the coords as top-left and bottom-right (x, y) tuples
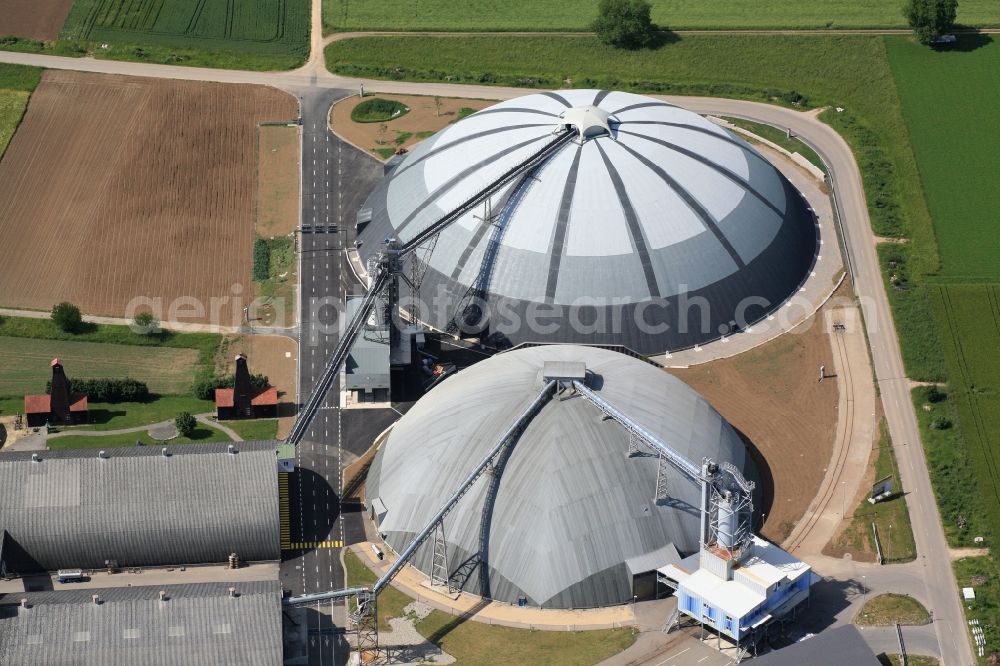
(752, 625), (881, 665)
(0, 442), (279, 573)
(0, 581), (282, 665)
(367, 345), (756, 609)
(357, 89), (818, 354)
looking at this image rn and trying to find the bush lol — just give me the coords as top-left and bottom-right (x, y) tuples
(132, 311), (160, 335)
(904, 0), (958, 45)
(51, 302), (82, 333)
(193, 374), (270, 400)
(930, 416), (953, 430)
(175, 411), (196, 437)
(47, 377), (150, 403)
(252, 238), (270, 281)
(351, 98), (410, 123)
(593, 0), (657, 50)
(923, 384), (945, 404)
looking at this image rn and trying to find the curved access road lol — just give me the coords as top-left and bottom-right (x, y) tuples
(0, 45), (972, 665)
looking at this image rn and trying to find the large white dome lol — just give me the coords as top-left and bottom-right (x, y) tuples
(357, 90), (818, 354)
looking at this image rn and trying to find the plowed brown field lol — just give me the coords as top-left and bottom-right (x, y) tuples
(670, 306), (838, 544)
(0, 71), (296, 325)
(0, 0), (75, 40)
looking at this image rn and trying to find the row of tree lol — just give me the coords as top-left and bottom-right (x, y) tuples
(47, 377), (150, 403)
(593, 0), (959, 50)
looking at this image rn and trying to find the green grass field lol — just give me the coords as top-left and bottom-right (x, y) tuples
(63, 395), (216, 431)
(343, 550), (636, 663)
(322, 0), (1000, 32)
(49, 423), (232, 449)
(931, 286), (1000, 538)
(913, 384), (988, 546)
(59, 0), (310, 70)
(0, 64), (40, 161)
(954, 556), (1000, 658)
(885, 36), (1000, 280)
(225, 418), (279, 441)
(0, 89), (29, 158)
(0, 315), (220, 384)
(0, 336), (199, 396)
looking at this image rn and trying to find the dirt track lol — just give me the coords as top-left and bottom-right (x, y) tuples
(670, 305), (838, 543)
(0, 0), (75, 41)
(0, 70), (295, 324)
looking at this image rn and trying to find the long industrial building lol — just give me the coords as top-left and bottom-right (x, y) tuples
(0, 582), (282, 665)
(366, 345), (757, 609)
(356, 89), (819, 354)
(0, 442), (280, 574)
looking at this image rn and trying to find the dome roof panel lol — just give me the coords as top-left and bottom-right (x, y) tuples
(358, 90), (818, 353)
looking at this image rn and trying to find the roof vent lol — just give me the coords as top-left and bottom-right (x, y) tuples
(30, 453), (40, 463)
(228, 587), (237, 598)
(98, 450), (107, 459)
(20, 599), (28, 609)
(159, 590), (167, 602)
(161, 447), (169, 458)
(92, 594), (101, 605)
(558, 106), (618, 142)
(227, 444), (236, 455)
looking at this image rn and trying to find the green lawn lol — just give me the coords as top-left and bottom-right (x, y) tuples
(930, 286), (1000, 541)
(59, 395), (216, 432)
(225, 418), (279, 441)
(0, 64), (40, 161)
(343, 551), (637, 663)
(0, 336), (199, 396)
(0, 315), (221, 384)
(49, 424), (232, 450)
(856, 593), (929, 626)
(56, 0), (310, 70)
(322, 0), (1000, 32)
(913, 385), (988, 546)
(885, 36), (1000, 280)
(954, 556), (1000, 659)
(828, 422), (916, 563)
(0, 89), (29, 159)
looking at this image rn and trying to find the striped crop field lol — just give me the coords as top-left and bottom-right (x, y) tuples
(60, 0), (309, 68)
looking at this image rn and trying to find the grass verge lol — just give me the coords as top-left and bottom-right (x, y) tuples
(827, 421), (916, 563)
(343, 550), (637, 662)
(954, 556), (1000, 659)
(720, 116), (826, 175)
(912, 385), (987, 547)
(855, 593), (929, 626)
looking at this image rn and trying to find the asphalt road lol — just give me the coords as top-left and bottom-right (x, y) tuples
(0, 45), (972, 665)
(278, 87), (387, 666)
